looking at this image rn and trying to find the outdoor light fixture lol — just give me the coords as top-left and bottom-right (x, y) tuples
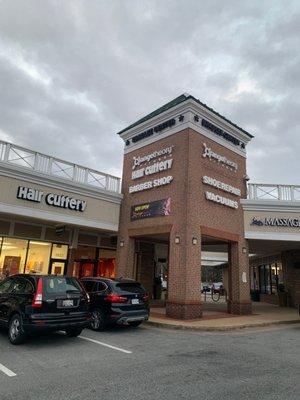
(174, 236), (180, 244)
(120, 240), (124, 247)
(242, 247), (247, 254)
(192, 237), (198, 245)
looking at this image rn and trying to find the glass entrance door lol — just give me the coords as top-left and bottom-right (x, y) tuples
(50, 260), (67, 275)
(79, 261), (96, 278)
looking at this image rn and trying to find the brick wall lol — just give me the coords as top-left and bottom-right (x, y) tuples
(117, 127), (251, 318)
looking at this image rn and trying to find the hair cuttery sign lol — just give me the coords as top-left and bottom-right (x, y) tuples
(17, 186), (87, 212)
(129, 146), (174, 194)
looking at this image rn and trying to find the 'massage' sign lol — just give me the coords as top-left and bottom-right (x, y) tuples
(251, 217), (300, 228)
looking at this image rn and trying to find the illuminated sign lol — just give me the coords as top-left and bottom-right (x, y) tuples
(129, 176), (173, 194)
(205, 191), (238, 209)
(201, 119), (245, 149)
(250, 217), (300, 228)
(132, 146), (173, 169)
(17, 186), (86, 212)
(202, 176), (241, 196)
(202, 143), (238, 171)
(131, 198), (171, 220)
(132, 159), (173, 180)
(128, 119), (176, 145)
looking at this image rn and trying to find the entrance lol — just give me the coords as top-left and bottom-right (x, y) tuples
(134, 239), (169, 304)
(78, 260), (97, 278)
(49, 259), (67, 275)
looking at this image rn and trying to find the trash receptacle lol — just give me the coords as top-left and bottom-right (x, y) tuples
(251, 290), (260, 302)
(278, 292), (288, 307)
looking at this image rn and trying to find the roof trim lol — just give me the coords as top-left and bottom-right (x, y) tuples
(117, 93), (253, 138)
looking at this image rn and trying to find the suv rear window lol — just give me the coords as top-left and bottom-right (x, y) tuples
(115, 282), (145, 294)
(43, 277), (82, 295)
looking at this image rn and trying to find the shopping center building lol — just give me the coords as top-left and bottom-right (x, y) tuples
(1, 93), (299, 319)
(0, 140), (122, 279)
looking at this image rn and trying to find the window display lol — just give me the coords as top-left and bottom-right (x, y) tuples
(0, 238), (27, 278)
(25, 241), (52, 275)
(51, 244), (68, 260)
(97, 249), (116, 278)
(258, 262), (283, 295)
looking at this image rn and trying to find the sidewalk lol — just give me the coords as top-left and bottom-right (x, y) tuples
(148, 302), (300, 331)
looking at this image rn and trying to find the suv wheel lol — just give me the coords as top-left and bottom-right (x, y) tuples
(90, 308), (107, 331)
(65, 328), (82, 337)
(9, 314), (27, 345)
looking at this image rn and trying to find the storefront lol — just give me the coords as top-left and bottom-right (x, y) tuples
(0, 140), (122, 280)
(243, 193), (300, 308)
(0, 238), (69, 276)
(2, 95), (300, 319)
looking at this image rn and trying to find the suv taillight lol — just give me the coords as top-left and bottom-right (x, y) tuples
(143, 293), (149, 302)
(32, 278), (43, 308)
(105, 293), (127, 303)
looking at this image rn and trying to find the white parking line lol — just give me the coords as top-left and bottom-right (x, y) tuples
(79, 336), (132, 354)
(0, 363), (17, 377)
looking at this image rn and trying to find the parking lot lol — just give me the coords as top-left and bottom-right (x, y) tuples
(0, 323), (299, 400)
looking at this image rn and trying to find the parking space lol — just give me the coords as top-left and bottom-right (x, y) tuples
(0, 324), (299, 400)
(0, 326), (134, 380)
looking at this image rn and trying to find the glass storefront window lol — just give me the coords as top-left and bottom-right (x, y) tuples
(258, 262), (283, 295)
(0, 238), (28, 277)
(49, 261), (66, 275)
(271, 263), (278, 294)
(97, 249), (116, 278)
(51, 244), (68, 260)
(25, 241), (52, 275)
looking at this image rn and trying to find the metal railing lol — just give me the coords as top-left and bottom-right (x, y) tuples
(0, 140), (121, 194)
(248, 183), (300, 201)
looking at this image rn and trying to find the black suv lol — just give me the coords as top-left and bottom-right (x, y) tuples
(80, 277), (149, 331)
(0, 274), (91, 344)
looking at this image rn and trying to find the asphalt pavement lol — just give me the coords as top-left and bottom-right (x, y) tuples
(0, 323), (299, 400)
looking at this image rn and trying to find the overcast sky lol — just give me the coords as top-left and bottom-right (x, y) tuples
(0, 0), (299, 183)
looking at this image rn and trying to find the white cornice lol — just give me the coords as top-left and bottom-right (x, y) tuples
(0, 163), (123, 205)
(120, 99), (252, 155)
(123, 107), (247, 158)
(0, 202), (119, 232)
(241, 199), (300, 213)
(245, 231), (300, 242)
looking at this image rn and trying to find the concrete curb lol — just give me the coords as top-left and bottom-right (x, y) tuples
(146, 319), (300, 332)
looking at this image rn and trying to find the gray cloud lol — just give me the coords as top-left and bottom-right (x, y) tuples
(0, 0), (299, 183)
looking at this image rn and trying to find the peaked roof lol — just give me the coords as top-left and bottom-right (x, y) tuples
(117, 93), (253, 138)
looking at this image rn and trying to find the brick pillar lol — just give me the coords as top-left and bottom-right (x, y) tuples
(116, 235), (135, 279)
(166, 227), (202, 319)
(281, 250), (300, 308)
(227, 240), (252, 315)
(66, 248), (77, 276)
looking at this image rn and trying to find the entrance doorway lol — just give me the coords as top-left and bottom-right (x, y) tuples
(134, 239), (169, 304)
(78, 260), (97, 278)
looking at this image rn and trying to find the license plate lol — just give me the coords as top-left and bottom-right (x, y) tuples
(62, 299), (74, 307)
(131, 299), (139, 305)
